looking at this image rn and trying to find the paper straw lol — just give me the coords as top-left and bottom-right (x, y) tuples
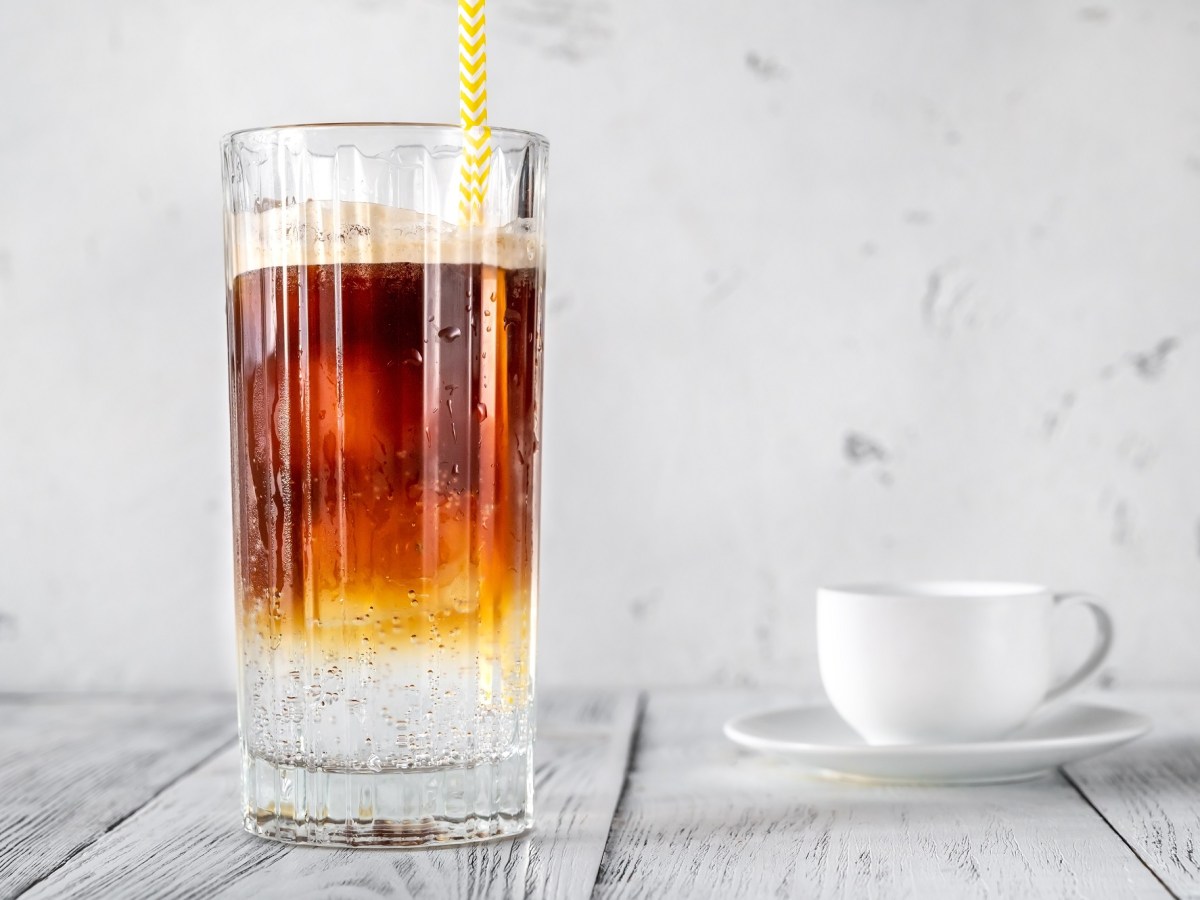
(458, 0), (492, 225)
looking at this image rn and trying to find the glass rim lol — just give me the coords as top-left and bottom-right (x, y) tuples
(222, 121), (549, 147)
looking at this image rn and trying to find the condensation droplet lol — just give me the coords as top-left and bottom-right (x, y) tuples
(438, 326), (462, 342)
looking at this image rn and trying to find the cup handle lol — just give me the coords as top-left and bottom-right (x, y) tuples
(1045, 592), (1114, 701)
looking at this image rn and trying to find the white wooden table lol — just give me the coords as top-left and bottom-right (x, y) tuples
(2, 689), (1197, 899)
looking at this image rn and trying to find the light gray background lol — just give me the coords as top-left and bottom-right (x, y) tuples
(1, 0), (1197, 691)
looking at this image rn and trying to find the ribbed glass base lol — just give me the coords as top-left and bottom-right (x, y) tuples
(242, 753), (532, 848)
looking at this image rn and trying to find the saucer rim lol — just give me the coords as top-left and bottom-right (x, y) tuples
(723, 701), (1153, 756)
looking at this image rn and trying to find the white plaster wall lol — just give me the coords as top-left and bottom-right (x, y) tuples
(0, 0), (1197, 691)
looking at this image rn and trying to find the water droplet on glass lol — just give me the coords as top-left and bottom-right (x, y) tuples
(475, 402), (488, 422)
(403, 348), (423, 365)
(438, 326), (462, 342)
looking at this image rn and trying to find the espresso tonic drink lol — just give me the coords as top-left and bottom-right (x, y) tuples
(222, 126), (547, 847)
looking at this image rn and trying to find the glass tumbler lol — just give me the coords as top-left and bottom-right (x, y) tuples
(221, 124), (547, 846)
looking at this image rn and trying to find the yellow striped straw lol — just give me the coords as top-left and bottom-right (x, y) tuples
(458, 0), (491, 226)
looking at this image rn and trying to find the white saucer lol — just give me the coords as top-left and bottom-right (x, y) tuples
(723, 702), (1151, 785)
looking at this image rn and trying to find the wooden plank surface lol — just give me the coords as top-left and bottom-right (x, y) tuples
(594, 689), (1169, 900)
(0, 693), (235, 899)
(22, 690), (639, 900)
(1065, 689), (1200, 899)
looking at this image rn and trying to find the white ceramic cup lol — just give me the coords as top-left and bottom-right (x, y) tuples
(817, 582), (1114, 745)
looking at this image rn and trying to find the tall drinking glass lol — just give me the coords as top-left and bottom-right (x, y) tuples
(221, 124), (547, 846)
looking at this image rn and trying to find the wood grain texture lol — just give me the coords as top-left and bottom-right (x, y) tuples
(0, 693), (235, 899)
(594, 689), (1169, 900)
(1065, 689), (1200, 899)
(22, 690), (639, 900)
